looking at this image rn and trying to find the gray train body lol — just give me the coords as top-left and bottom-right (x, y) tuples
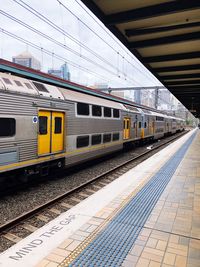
(0, 71), (185, 179)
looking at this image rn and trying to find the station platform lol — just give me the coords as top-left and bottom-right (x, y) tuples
(0, 129), (200, 267)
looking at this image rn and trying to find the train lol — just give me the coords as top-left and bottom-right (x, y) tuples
(0, 59), (185, 182)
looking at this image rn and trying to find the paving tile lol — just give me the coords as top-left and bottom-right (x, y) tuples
(146, 238), (158, 248)
(175, 255), (187, 267)
(74, 230), (90, 237)
(52, 248), (71, 257)
(163, 252), (176, 265)
(188, 247), (200, 259)
(166, 246), (188, 257)
(70, 234), (86, 242)
(140, 228), (152, 237)
(156, 240), (167, 251)
(143, 247), (164, 257)
(122, 259), (137, 267)
(149, 260), (161, 267)
(125, 254), (138, 263)
(46, 253), (65, 264)
(130, 244), (144, 256)
(141, 251), (163, 263)
(187, 257), (200, 267)
(35, 259), (50, 267)
(58, 238), (73, 249)
(79, 223), (91, 232)
(136, 258), (150, 267)
(167, 242), (188, 252)
(46, 262), (59, 267)
(86, 224), (98, 233)
(65, 240), (82, 251)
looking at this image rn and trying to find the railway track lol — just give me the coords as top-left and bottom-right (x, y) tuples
(0, 131), (187, 252)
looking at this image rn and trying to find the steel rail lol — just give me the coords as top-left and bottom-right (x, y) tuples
(0, 131), (187, 234)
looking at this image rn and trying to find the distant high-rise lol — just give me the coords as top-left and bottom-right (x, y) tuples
(134, 90), (141, 104)
(61, 63), (70, 80)
(12, 51), (41, 70)
(48, 63), (70, 80)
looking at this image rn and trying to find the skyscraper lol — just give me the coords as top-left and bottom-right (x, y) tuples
(48, 63), (70, 80)
(12, 51), (41, 70)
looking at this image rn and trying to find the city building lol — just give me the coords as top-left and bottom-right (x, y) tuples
(12, 51), (41, 70)
(48, 63), (70, 80)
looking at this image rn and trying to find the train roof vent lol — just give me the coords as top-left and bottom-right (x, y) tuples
(14, 80), (23, 87)
(2, 77), (12, 85)
(0, 73), (39, 95)
(32, 81), (49, 93)
(24, 82), (34, 90)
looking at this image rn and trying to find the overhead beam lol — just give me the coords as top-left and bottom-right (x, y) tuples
(165, 81), (200, 86)
(129, 32), (200, 48)
(161, 73), (200, 80)
(143, 51), (200, 63)
(125, 21), (200, 37)
(104, 1), (200, 25)
(168, 87), (200, 94)
(171, 89), (200, 94)
(154, 64), (200, 72)
(167, 85), (200, 89)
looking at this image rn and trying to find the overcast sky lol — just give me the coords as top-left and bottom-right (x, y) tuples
(0, 0), (162, 93)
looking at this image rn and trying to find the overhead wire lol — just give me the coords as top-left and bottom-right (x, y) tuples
(1, 0), (175, 108)
(0, 9), (123, 79)
(12, 0), (123, 75)
(11, 0), (159, 86)
(0, 25), (176, 109)
(74, 0), (160, 84)
(0, 28), (119, 84)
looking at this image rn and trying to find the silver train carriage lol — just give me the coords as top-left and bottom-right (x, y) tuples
(0, 71), (185, 180)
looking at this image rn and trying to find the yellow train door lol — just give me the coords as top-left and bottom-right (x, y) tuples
(123, 118), (131, 139)
(152, 120), (155, 135)
(38, 110), (65, 156)
(38, 110), (51, 156)
(51, 112), (64, 153)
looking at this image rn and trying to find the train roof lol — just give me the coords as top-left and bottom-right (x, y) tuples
(0, 59), (184, 120)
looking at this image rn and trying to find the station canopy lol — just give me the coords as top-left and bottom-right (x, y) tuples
(82, 0), (200, 118)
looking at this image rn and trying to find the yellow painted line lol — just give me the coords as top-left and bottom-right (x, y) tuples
(59, 172), (155, 266)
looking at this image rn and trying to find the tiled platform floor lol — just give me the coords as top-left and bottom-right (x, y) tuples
(122, 131), (200, 267)
(4, 130), (198, 267)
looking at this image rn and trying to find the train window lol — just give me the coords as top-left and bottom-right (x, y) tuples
(113, 133), (120, 141)
(77, 102), (89, 115)
(92, 134), (101, 145)
(2, 78), (12, 85)
(138, 122), (141, 128)
(103, 133), (111, 143)
(32, 82), (49, 93)
(0, 118), (16, 137)
(144, 122), (147, 128)
(25, 83), (33, 90)
(104, 107), (111, 117)
(77, 136), (89, 148)
(54, 117), (62, 134)
(113, 109), (120, 118)
(156, 116), (164, 121)
(92, 105), (102, 117)
(39, 116), (48, 135)
(14, 80), (23, 87)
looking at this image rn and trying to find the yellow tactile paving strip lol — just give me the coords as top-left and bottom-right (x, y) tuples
(122, 131), (200, 267)
(35, 130), (199, 267)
